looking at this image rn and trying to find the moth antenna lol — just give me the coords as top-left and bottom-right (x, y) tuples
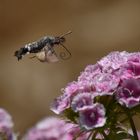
(59, 43), (71, 60)
(59, 31), (72, 38)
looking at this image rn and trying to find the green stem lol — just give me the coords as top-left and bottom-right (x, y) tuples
(73, 130), (84, 140)
(102, 131), (110, 140)
(128, 114), (138, 140)
(91, 131), (98, 140)
(117, 103), (138, 140)
(87, 132), (93, 140)
(125, 108), (138, 140)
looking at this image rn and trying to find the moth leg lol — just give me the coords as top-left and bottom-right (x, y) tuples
(46, 45), (54, 53)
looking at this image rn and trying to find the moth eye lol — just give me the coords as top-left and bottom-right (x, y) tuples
(36, 51), (46, 62)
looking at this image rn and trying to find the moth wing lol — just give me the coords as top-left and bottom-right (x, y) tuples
(35, 50), (59, 63)
(45, 50), (59, 63)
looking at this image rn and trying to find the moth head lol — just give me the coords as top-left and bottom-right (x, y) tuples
(54, 31), (72, 45)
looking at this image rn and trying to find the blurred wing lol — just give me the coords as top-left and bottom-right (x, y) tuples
(33, 44), (59, 63)
(45, 50), (59, 63)
(35, 50), (59, 63)
(59, 43), (71, 60)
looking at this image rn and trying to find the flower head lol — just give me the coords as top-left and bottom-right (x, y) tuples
(79, 103), (106, 130)
(51, 81), (81, 114)
(51, 51), (140, 139)
(116, 78), (140, 108)
(78, 64), (101, 81)
(98, 51), (129, 72)
(93, 73), (120, 93)
(24, 117), (88, 140)
(0, 108), (14, 140)
(71, 93), (94, 112)
(51, 94), (70, 114)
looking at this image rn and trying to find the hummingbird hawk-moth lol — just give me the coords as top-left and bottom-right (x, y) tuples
(14, 31), (72, 63)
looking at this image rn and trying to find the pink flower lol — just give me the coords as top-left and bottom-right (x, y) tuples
(51, 81), (95, 114)
(77, 80), (95, 93)
(50, 94), (70, 114)
(98, 51), (129, 72)
(0, 108), (14, 140)
(93, 73), (120, 93)
(79, 103), (106, 130)
(78, 64), (101, 81)
(71, 93), (94, 112)
(63, 81), (80, 97)
(51, 82), (80, 114)
(24, 117), (88, 140)
(51, 51), (140, 129)
(116, 78), (140, 108)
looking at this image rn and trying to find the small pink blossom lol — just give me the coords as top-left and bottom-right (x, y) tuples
(78, 64), (101, 81)
(116, 78), (140, 108)
(79, 103), (106, 130)
(98, 51), (129, 72)
(77, 80), (95, 93)
(71, 93), (94, 112)
(63, 81), (80, 97)
(93, 73), (120, 93)
(24, 117), (88, 140)
(51, 94), (70, 114)
(0, 108), (14, 140)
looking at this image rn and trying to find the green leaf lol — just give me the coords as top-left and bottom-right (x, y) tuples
(63, 108), (78, 123)
(108, 131), (134, 140)
(132, 104), (140, 114)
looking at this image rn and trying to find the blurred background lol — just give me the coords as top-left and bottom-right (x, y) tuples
(0, 0), (140, 134)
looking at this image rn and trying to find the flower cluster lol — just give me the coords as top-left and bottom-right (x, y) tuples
(51, 51), (140, 139)
(23, 117), (89, 140)
(0, 108), (15, 140)
(1, 51), (139, 140)
(98, 51), (140, 108)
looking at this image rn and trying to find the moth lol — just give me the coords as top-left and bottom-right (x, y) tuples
(14, 31), (72, 63)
